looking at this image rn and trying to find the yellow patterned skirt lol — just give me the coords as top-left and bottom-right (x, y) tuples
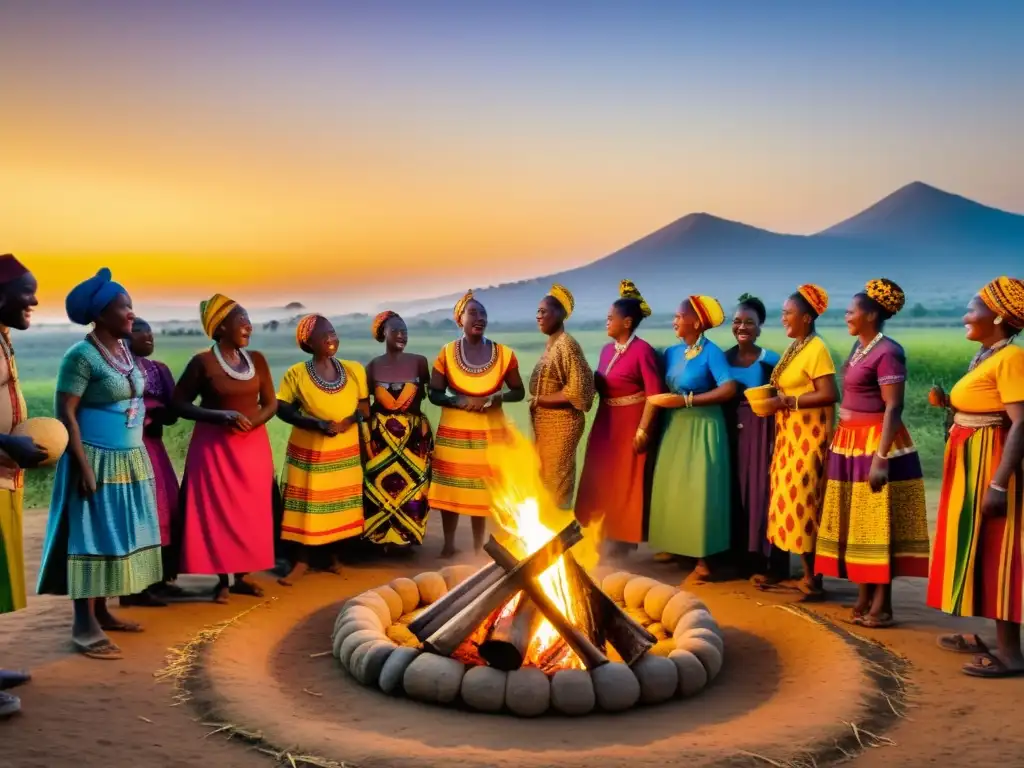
(0, 488), (25, 613)
(427, 408), (508, 517)
(767, 406), (831, 555)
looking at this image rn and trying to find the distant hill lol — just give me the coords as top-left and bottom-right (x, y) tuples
(405, 181), (1023, 323)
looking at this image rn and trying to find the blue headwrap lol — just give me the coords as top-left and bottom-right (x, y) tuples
(65, 268), (127, 326)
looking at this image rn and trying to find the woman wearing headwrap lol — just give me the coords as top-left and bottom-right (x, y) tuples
(575, 280), (664, 556)
(815, 280), (930, 627)
(173, 295), (277, 603)
(530, 284), (595, 509)
(37, 268), (162, 660)
(363, 311), (433, 549)
(758, 284), (838, 600)
(927, 276), (1024, 678)
(647, 295), (737, 580)
(427, 291), (525, 557)
(274, 314), (369, 583)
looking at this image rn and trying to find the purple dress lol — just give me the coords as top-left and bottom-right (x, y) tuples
(139, 357), (180, 549)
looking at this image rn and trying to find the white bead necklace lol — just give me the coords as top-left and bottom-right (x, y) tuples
(848, 333), (884, 367)
(213, 344), (255, 381)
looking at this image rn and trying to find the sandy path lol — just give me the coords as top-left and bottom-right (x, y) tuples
(2, 508), (1023, 767)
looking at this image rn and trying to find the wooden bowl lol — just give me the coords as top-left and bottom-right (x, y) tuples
(744, 384), (776, 403)
(11, 417), (69, 467)
(748, 399), (776, 418)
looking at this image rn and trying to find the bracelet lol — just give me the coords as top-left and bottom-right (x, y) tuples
(636, 427), (647, 438)
(794, 395), (801, 411)
(875, 450), (889, 461)
(685, 392), (694, 408)
(990, 482), (1008, 493)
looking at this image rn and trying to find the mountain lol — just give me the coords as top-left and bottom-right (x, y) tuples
(405, 182), (1024, 323)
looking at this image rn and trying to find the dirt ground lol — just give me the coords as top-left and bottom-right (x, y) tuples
(2, 508), (1023, 767)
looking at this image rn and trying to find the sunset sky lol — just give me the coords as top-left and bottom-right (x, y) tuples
(2, 1), (1022, 320)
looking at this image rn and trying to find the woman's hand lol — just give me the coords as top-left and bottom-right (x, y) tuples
(981, 485), (1008, 518)
(761, 396), (789, 415)
(868, 455), (889, 492)
(458, 395), (488, 412)
(633, 428), (649, 455)
(928, 386), (948, 408)
(220, 410), (253, 432)
(647, 393), (685, 409)
(2, 435), (48, 468)
(528, 396), (539, 412)
(78, 464), (98, 496)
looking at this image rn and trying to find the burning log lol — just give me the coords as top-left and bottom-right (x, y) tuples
(478, 594), (542, 671)
(484, 538), (609, 671)
(423, 522), (584, 657)
(408, 563), (506, 641)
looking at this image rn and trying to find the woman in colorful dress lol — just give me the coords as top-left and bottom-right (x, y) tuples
(363, 311), (432, 550)
(37, 268), (162, 660)
(723, 294), (787, 581)
(427, 292), (525, 558)
(530, 284), (595, 509)
(815, 280), (930, 627)
(927, 276), (1024, 678)
(276, 314), (369, 582)
(760, 284), (838, 600)
(575, 280), (663, 556)
(121, 317), (183, 607)
(648, 296), (737, 579)
(174, 295), (277, 603)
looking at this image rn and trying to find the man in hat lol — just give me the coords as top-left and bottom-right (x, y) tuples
(0, 254), (47, 718)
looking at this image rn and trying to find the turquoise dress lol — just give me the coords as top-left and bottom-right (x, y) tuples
(648, 339), (734, 558)
(38, 340), (162, 599)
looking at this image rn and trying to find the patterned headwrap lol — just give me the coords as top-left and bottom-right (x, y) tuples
(688, 295), (726, 329)
(0, 254), (29, 284)
(796, 284), (829, 317)
(865, 278), (906, 316)
(199, 293), (238, 338)
(295, 313), (322, 350)
(979, 276), (1024, 329)
(65, 268), (127, 326)
(618, 279), (652, 318)
(453, 290), (475, 327)
(372, 310), (399, 342)
(548, 284), (574, 319)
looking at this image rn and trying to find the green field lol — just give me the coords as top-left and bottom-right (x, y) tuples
(15, 326), (971, 509)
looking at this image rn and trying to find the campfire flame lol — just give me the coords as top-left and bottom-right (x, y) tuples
(485, 416), (601, 670)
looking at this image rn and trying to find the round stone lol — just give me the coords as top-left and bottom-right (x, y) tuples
(389, 577), (420, 614)
(623, 576), (658, 609)
(348, 592), (392, 627)
(460, 666), (508, 713)
(550, 668), (596, 716)
(660, 591), (708, 634)
(601, 571), (632, 603)
(643, 583), (679, 623)
(669, 649), (708, 697)
(339, 629), (384, 668)
(632, 654), (679, 704)
(646, 622), (670, 641)
(385, 623), (419, 647)
(680, 627), (725, 657)
(334, 603), (382, 635)
(675, 636), (723, 682)
(333, 618), (379, 657)
(439, 564), (477, 590)
(672, 609), (722, 640)
(403, 654), (465, 704)
(371, 586), (404, 623)
(505, 667), (550, 717)
(649, 639), (677, 658)
(413, 572), (448, 605)
(379, 646), (421, 695)
(353, 640), (397, 686)
(591, 662), (641, 712)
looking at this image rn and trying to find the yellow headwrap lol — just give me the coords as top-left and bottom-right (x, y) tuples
(619, 279), (652, 318)
(372, 310), (399, 342)
(548, 283), (574, 319)
(796, 284), (829, 317)
(199, 294), (238, 338)
(865, 278), (906, 316)
(979, 276), (1024, 329)
(453, 290), (475, 327)
(688, 295), (725, 329)
(295, 314), (322, 351)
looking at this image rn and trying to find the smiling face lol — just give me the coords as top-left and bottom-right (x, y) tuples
(845, 295), (875, 337)
(963, 295), (1002, 343)
(606, 303), (630, 339)
(732, 306), (761, 345)
(97, 292), (136, 338)
(536, 297), (564, 336)
(461, 299), (488, 339)
(383, 315), (408, 352)
(130, 319), (155, 358)
(781, 297), (811, 340)
(308, 316), (339, 358)
(219, 306), (253, 348)
(673, 300), (703, 340)
(0, 272), (39, 331)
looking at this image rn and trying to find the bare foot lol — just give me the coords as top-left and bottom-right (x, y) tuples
(213, 586), (230, 604)
(278, 561), (309, 586)
(439, 546), (458, 560)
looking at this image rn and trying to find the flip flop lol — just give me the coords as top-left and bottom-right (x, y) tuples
(962, 652), (1024, 679)
(75, 640), (123, 660)
(0, 691), (20, 718)
(99, 621), (144, 633)
(0, 669), (31, 690)
(938, 633), (988, 655)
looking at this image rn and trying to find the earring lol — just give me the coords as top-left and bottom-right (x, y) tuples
(995, 316), (1004, 325)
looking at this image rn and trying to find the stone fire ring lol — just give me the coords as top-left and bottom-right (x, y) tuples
(331, 566), (725, 717)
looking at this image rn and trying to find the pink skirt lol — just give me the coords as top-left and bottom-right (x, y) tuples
(143, 434), (180, 547)
(179, 421), (275, 575)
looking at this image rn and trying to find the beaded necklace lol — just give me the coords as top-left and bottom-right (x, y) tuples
(454, 337), (497, 375)
(604, 334), (635, 376)
(683, 334), (706, 361)
(213, 344), (255, 381)
(306, 357), (347, 394)
(87, 332), (142, 427)
(769, 333), (816, 390)
(969, 336), (1015, 372)
(848, 333), (884, 367)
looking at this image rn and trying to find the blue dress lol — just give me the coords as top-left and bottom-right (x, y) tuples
(38, 341), (162, 599)
(648, 340), (734, 558)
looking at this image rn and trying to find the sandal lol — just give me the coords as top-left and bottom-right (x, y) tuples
(75, 640), (123, 660)
(0, 691), (20, 718)
(0, 669), (31, 690)
(229, 579), (265, 598)
(938, 633), (988, 654)
(844, 613), (895, 629)
(962, 652), (1024, 679)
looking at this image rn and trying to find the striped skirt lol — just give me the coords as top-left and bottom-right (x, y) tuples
(427, 408), (508, 517)
(816, 414), (930, 583)
(0, 488), (26, 613)
(927, 418), (1023, 622)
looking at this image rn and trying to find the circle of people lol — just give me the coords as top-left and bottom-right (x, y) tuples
(1, 254), (1023, 717)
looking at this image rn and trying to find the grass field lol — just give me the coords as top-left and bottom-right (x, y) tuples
(14, 325), (972, 509)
